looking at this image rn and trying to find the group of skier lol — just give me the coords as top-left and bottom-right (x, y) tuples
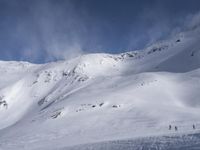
(168, 124), (196, 131)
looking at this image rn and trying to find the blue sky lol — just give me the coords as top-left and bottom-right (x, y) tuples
(0, 0), (200, 63)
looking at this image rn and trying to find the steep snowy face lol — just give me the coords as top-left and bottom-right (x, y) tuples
(0, 26), (200, 150)
(122, 28), (200, 74)
(152, 28), (200, 73)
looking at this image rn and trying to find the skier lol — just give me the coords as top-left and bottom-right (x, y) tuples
(193, 124), (196, 130)
(169, 125), (172, 130)
(175, 126), (178, 131)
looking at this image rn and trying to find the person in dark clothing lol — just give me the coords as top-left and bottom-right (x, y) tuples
(175, 126), (178, 131)
(193, 124), (196, 130)
(169, 125), (172, 130)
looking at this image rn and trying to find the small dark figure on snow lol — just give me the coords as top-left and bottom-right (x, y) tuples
(169, 125), (172, 130)
(175, 126), (178, 131)
(193, 124), (196, 130)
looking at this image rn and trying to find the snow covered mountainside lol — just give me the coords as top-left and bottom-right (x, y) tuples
(0, 27), (200, 150)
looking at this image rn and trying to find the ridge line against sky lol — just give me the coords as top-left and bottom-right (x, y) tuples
(0, 0), (200, 63)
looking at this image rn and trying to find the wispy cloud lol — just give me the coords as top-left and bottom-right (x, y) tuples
(1, 0), (200, 63)
(14, 0), (89, 62)
(184, 11), (200, 29)
(127, 2), (200, 50)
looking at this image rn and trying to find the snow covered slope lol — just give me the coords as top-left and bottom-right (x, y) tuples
(0, 26), (200, 150)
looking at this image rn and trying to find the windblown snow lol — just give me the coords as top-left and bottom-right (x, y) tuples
(0, 27), (200, 150)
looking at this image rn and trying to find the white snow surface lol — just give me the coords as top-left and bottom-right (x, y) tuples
(0, 27), (200, 150)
